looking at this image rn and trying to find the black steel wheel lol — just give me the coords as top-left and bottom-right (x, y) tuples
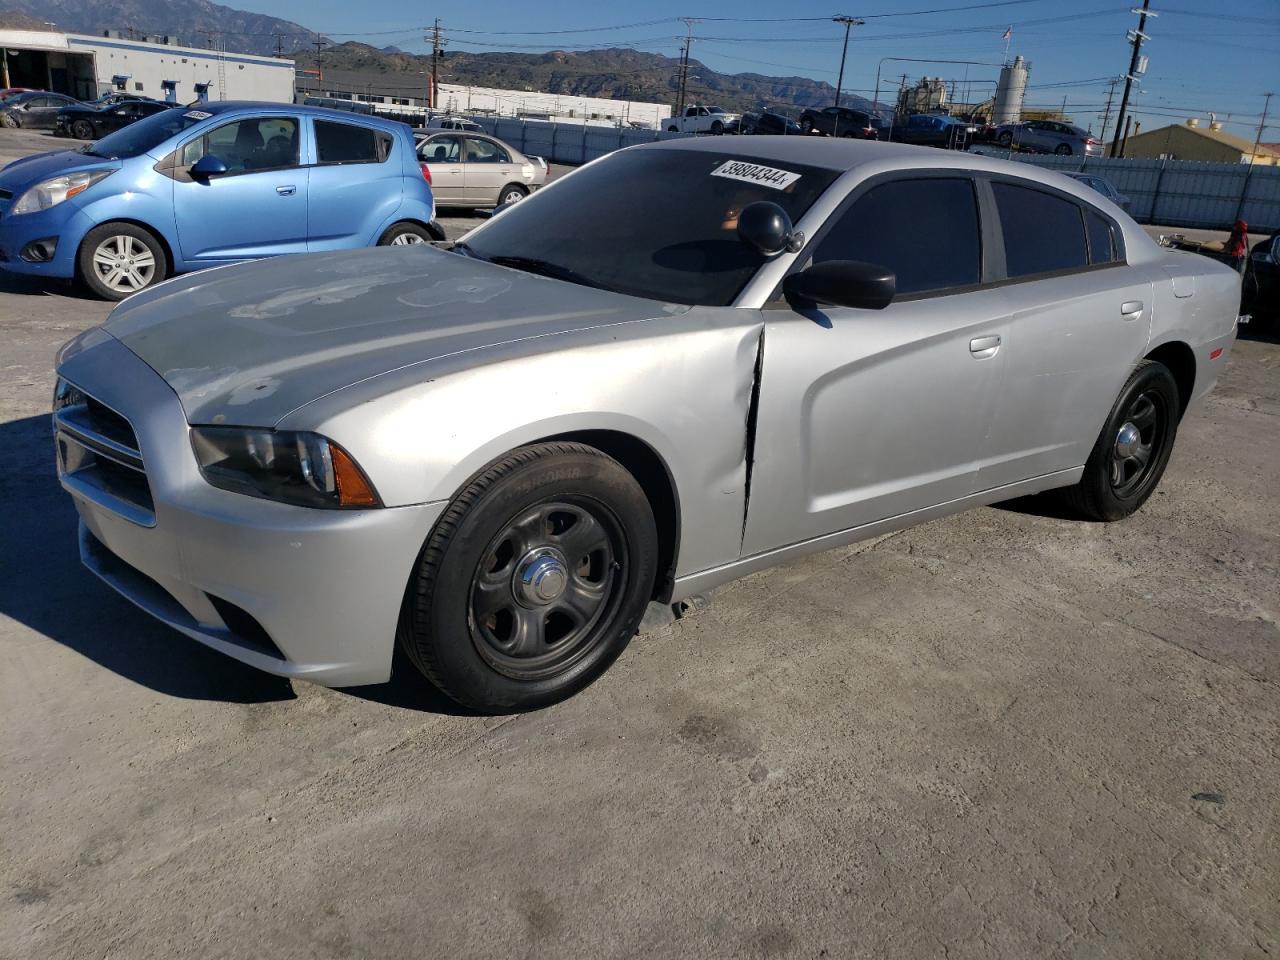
(1064, 360), (1180, 521)
(399, 442), (658, 712)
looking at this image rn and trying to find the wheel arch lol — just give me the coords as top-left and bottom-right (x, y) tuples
(1144, 340), (1196, 420)
(77, 217), (175, 275)
(532, 429), (681, 603)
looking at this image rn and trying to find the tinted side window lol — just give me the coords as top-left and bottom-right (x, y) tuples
(1085, 210), (1118, 264)
(992, 182), (1088, 277)
(315, 120), (387, 164)
(812, 178), (981, 296)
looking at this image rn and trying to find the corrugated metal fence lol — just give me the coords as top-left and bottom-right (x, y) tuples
(471, 116), (693, 166)
(945, 148), (1277, 233)
(468, 118), (1280, 233)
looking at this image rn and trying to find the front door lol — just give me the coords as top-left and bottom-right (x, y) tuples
(171, 115), (308, 262)
(419, 134), (464, 203)
(974, 179), (1154, 490)
(743, 175), (1006, 555)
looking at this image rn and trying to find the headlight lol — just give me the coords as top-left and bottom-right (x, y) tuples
(190, 427), (381, 509)
(11, 169), (115, 216)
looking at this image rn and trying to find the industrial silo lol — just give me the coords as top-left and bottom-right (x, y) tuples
(993, 56), (1029, 125)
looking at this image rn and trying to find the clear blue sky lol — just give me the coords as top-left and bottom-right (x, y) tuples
(253, 0), (1279, 139)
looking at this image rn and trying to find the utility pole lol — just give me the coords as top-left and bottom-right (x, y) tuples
(832, 15), (864, 112)
(427, 20), (443, 112)
(1099, 76), (1121, 142)
(274, 33), (285, 58)
(1236, 91), (1274, 221)
(676, 18), (698, 117)
(1110, 0), (1155, 158)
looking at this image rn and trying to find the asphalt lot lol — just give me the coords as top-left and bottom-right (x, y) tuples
(1, 126), (1278, 959)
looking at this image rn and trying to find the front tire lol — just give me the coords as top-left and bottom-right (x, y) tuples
(399, 442), (658, 713)
(1065, 360), (1180, 521)
(800, 118), (814, 135)
(72, 119), (95, 140)
(377, 221), (432, 245)
(710, 120), (724, 135)
(77, 223), (167, 300)
(997, 131), (1013, 147)
(1, 112), (18, 129)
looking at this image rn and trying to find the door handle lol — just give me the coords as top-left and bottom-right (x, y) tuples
(1120, 300), (1144, 320)
(276, 185), (296, 196)
(969, 334), (1001, 359)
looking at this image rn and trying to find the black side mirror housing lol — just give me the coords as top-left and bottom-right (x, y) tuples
(190, 155), (229, 179)
(784, 260), (896, 311)
(738, 200), (803, 256)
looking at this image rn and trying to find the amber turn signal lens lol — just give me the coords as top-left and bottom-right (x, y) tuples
(331, 443), (381, 507)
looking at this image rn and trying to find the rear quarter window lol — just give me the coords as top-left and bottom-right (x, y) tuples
(992, 181), (1089, 278)
(315, 120), (392, 164)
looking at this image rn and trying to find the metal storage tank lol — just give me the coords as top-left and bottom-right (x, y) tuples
(993, 55), (1029, 125)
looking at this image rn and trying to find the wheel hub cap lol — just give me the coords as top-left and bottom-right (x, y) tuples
(1115, 422), (1142, 459)
(515, 549), (568, 606)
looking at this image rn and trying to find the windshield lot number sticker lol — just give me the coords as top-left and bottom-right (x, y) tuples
(711, 161), (801, 190)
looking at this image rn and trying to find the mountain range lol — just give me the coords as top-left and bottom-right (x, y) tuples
(0, 1), (870, 115)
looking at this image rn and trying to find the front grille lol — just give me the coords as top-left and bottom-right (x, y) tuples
(55, 381), (155, 525)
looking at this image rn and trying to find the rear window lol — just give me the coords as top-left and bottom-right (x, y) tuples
(315, 120), (391, 164)
(992, 181), (1089, 278)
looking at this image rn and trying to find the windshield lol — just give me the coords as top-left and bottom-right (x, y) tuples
(84, 108), (209, 159)
(464, 149), (840, 306)
(708, 106), (725, 114)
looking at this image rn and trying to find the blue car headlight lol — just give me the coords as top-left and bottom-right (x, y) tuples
(11, 169), (115, 216)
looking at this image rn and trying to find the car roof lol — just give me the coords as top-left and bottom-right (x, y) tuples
(197, 100), (409, 132)
(632, 136), (1091, 182)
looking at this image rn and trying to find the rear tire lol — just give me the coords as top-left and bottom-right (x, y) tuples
(1064, 360), (1180, 521)
(72, 119), (95, 140)
(377, 221), (432, 245)
(497, 183), (528, 206)
(1056, 143), (1073, 155)
(997, 130), (1013, 147)
(398, 442), (658, 713)
(800, 118), (814, 135)
(77, 222), (167, 301)
(667, 125), (679, 133)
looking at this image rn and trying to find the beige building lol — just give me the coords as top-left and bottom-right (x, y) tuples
(1122, 120), (1280, 166)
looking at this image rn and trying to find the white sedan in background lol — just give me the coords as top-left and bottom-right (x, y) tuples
(415, 130), (547, 209)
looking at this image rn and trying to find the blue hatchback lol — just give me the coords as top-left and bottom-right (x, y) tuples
(0, 101), (436, 299)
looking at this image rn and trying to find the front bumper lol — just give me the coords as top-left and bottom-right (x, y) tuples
(56, 331), (446, 686)
(0, 201), (93, 278)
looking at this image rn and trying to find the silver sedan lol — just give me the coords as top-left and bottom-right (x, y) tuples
(53, 138), (1239, 712)
(415, 130), (547, 209)
(996, 119), (1104, 157)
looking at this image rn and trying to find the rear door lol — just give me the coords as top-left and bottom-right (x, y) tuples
(171, 114), (309, 262)
(418, 134), (464, 203)
(743, 174), (1007, 554)
(462, 136), (514, 206)
(306, 118), (403, 250)
(972, 178), (1153, 491)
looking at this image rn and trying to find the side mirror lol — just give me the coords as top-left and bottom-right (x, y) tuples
(784, 260), (896, 311)
(738, 201), (803, 256)
(190, 155), (228, 179)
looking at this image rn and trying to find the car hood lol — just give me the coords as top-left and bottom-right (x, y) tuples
(0, 149), (116, 190)
(101, 245), (686, 426)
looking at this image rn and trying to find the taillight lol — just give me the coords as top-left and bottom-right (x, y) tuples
(419, 162), (432, 185)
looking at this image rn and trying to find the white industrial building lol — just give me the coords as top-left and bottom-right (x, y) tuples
(297, 70), (670, 129)
(0, 28), (294, 104)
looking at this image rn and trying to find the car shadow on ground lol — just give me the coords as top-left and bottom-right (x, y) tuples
(0, 413), (472, 714)
(0, 269), (95, 300)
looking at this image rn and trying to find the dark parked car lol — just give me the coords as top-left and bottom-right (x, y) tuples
(799, 106), (882, 139)
(1246, 232), (1280, 322)
(888, 113), (976, 149)
(55, 98), (175, 140)
(739, 111), (802, 136)
(0, 91), (83, 129)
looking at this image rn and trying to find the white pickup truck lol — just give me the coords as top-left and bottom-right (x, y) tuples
(662, 104), (739, 135)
